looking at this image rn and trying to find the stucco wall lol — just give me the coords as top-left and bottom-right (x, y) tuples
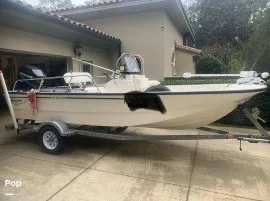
(175, 50), (195, 76)
(163, 13), (184, 77)
(83, 10), (165, 80)
(0, 26), (73, 57)
(163, 14), (196, 77)
(72, 46), (114, 83)
(0, 25), (113, 78)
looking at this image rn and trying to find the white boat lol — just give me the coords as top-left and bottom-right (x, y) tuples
(4, 54), (268, 130)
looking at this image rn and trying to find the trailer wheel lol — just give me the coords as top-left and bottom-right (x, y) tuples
(39, 126), (63, 154)
(106, 126), (128, 134)
(87, 126), (128, 134)
(145, 85), (170, 92)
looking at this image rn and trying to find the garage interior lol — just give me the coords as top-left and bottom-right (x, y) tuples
(0, 51), (68, 110)
(0, 0), (121, 112)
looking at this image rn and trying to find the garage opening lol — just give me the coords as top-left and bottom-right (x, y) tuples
(0, 51), (68, 111)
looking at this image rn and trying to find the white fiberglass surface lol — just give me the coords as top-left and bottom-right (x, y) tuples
(167, 84), (267, 92)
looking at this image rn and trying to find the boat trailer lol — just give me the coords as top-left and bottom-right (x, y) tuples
(1, 71), (270, 154)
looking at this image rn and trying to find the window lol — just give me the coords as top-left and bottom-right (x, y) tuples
(82, 61), (93, 76)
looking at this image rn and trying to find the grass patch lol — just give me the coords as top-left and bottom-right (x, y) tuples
(161, 78), (238, 85)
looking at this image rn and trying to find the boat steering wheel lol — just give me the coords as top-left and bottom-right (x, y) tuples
(103, 71), (122, 82)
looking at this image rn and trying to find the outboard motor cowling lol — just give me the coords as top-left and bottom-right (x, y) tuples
(15, 65), (46, 91)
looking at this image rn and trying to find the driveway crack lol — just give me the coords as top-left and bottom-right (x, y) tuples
(185, 138), (198, 201)
(46, 143), (121, 201)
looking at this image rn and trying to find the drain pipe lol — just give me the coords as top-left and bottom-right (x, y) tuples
(0, 71), (18, 131)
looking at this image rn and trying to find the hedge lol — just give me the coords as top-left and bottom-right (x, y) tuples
(161, 77), (238, 85)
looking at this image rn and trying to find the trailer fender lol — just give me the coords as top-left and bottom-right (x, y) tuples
(37, 121), (69, 136)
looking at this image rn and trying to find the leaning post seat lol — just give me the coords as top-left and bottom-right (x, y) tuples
(63, 72), (93, 84)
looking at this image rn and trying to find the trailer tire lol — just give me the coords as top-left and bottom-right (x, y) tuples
(39, 126), (63, 154)
(145, 85), (170, 92)
(106, 126), (128, 134)
(87, 126), (128, 134)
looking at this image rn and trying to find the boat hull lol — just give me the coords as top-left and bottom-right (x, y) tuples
(9, 84), (266, 130)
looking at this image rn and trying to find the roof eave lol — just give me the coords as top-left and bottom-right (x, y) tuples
(53, 0), (165, 16)
(53, 0), (195, 41)
(176, 44), (201, 55)
(1, 0), (121, 45)
(174, 0), (195, 41)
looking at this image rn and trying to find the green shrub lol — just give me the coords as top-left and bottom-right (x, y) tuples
(196, 56), (227, 74)
(228, 58), (242, 73)
(161, 77), (237, 85)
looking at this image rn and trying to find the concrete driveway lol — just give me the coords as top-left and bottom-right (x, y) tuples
(0, 111), (270, 201)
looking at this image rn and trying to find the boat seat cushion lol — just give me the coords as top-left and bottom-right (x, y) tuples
(64, 72), (93, 84)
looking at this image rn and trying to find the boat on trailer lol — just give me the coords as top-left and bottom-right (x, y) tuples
(4, 54), (269, 130)
(1, 53), (270, 154)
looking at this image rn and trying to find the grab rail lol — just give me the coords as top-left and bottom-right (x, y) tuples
(13, 74), (101, 93)
(12, 54), (144, 93)
(72, 58), (115, 73)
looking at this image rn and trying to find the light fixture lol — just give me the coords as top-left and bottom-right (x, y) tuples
(74, 43), (83, 57)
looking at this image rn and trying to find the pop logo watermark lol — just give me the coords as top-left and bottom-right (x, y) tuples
(5, 180), (22, 188)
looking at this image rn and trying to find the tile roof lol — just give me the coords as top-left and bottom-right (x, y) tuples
(175, 44), (202, 55)
(50, 0), (124, 12)
(4, 0), (121, 43)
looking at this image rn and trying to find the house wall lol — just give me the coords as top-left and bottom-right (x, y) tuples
(163, 13), (183, 77)
(0, 26), (73, 57)
(83, 10), (165, 80)
(175, 50), (195, 75)
(0, 25), (113, 79)
(72, 46), (112, 72)
(72, 46), (114, 83)
(82, 9), (196, 80)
